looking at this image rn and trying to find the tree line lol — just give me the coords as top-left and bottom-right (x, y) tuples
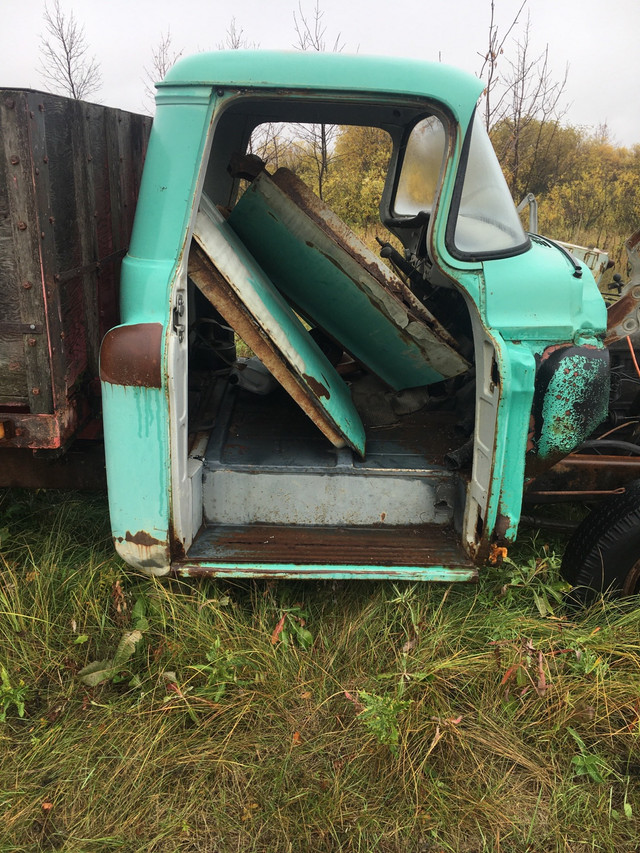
(37, 0), (639, 267)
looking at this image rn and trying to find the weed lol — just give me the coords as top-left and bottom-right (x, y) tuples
(355, 690), (411, 755)
(0, 664), (28, 722)
(567, 727), (613, 783)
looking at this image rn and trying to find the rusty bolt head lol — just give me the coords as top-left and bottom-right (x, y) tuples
(39, 103), (45, 112)
(28, 338), (37, 347)
(5, 97), (15, 109)
(22, 281), (32, 290)
(10, 155), (19, 165)
(43, 155), (48, 164)
(31, 387), (40, 396)
(48, 216), (55, 224)
(29, 110), (34, 118)
(17, 221), (27, 231)
(87, 155), (93, 162)
(41, 231), (45, 239)
(60, 331), (66, 340)
(35, 168), (40, 176)
(14, 428), (24, 437)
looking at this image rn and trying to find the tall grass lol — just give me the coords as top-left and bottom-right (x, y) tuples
(1, 490), (639, 852)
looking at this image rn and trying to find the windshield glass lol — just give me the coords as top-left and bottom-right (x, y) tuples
(394, 116), (446, 216)
(452, 113), (528, 256)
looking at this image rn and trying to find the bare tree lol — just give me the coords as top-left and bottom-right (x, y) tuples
(293, 0), (344, 53)
(38, 0), (101, 100)
(498, 20), (569, 197)
(143, 30), (183, 109)
(478, 3), (569, 201)
(478, 0), (527, 131)
(291, 1), (344, 199)
(217, 17), (257, 50)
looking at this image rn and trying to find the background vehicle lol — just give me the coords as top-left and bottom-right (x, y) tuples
(0, 89), (150, 487)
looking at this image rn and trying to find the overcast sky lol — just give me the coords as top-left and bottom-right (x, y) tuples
(1, 0), (639, 146)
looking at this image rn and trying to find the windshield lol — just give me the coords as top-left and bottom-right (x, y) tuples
(452, 113), (528, 257)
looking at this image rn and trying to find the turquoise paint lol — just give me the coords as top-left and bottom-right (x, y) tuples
(484, 340), (537, 540)
(482, 243), (607, 342)
(101, 381), (170, 545)
(103, 96), (215, 563)
(228, 179), (450, 390)
(127, 101), (213, 264)
(162, 51), (484, 122)
(100, 49), (610, 576)
(538, 353), (610, 458)
(176, 564), (478, 582)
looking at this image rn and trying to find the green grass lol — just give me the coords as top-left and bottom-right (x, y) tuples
(1, 490), (640, 852)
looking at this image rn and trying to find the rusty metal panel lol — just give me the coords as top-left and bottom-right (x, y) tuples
(526, 454), (640, 500)
(100, 323), (163, 387)
(0, 445), (106, 489)
(605, 229), (640, 345)
(183, 524), (473, 578)
(227, 167), (471, 390)
(189, 195), (366, 456)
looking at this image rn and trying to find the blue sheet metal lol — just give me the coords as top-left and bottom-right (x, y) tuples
(228, 169), (470, 390)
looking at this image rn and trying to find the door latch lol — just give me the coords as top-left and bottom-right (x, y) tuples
(172, 292), (185, 343)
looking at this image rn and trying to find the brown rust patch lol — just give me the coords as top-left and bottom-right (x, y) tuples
(302, 373), (330, 399)
(100, 323), (163, 388)
(606, 290), (640, 344)
(493, 513), (511, 541)
(182, 522), (475, 568)
(526, 454), (640, 499)
(125, 529), (164, 547)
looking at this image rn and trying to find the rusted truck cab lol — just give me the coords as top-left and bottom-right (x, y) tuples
(100, 51), (609, 579)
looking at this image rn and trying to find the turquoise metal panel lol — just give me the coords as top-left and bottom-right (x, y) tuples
(162, 51), (484, 123)
(481, 242), (607, 342)
(101, 381), (171, 569)
(102, 98), (215, 572)
(483, 340), (537, 541)
(228, 173), (468, 390)
(175, 563), (478, 581)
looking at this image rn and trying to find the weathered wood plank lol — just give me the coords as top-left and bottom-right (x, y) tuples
(0, 91), (52, 413)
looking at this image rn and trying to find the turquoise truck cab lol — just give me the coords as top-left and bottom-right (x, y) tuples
(100, 51), (609, 579)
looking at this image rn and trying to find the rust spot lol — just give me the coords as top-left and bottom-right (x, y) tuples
(100, 323), (163, 387)
(380, 512), (386, 522)
(302, 373), (330, 399)
(606, 290), (640, 342)
(494, 513), (511, 540)
(125, 529), (163, 547)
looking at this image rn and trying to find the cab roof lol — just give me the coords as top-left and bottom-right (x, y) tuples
(161, 50), (484, 116)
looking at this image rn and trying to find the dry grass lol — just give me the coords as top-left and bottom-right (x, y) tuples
(1, 490), (640, 852)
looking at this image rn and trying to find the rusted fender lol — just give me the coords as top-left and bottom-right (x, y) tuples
(100, 323), (163, 387)
(605, 229), (640, 345)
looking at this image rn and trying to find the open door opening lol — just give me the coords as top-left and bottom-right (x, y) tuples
(178, 117), (478, 578)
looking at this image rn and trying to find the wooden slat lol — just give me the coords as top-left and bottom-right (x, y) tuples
(0, 92), (52, 412)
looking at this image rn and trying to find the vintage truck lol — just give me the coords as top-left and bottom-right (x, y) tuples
(3, 52), (639, 593)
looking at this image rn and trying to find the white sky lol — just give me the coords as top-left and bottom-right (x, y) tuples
(1, 0), (639, 147)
